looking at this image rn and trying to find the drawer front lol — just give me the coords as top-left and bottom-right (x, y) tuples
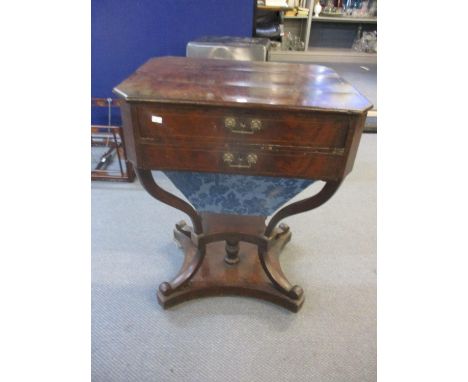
(135, 103), (349, 149)
(139, 142), (344, 181)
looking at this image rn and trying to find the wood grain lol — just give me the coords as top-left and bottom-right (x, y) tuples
(114, 56), (371, 311)
(114, 57), (373, 113)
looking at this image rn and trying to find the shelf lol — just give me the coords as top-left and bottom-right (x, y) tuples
(312, 16), (377, 23)
(307, 47), (376, 58)
(269, 47), (376, 64)
(257, 5), (294, 11)
(284, 15), (309, 19)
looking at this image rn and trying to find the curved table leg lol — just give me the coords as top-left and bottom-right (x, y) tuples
(135, 168), (203, 234)
(157, 221), (304, 311)
(265, 180), (342, 237)
(158, 223), (206, 299)
(258, 223), (304, 300)
(135, 170), (338, 311)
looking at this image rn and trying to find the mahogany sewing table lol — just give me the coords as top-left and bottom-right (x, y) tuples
(114, 56), (372, 312)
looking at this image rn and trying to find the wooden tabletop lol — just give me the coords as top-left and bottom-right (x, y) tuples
(114, 56), (373, 113)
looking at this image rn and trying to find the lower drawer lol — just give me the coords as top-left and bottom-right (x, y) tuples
(138, 143), (344, 181)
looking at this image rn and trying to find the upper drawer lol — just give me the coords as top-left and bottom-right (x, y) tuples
(134, 103), (349, 149)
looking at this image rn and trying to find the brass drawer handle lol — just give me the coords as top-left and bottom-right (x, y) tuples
(223, 152), (258, 169)
(224, 117), (262, 134)
(250, 119), (262, 132)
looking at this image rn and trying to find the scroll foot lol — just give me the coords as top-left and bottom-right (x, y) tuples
(157, 214), (304, 312)
(259, 224), (303, 300)
(159, 282), (172, 296)
(157, 224), (205, 301)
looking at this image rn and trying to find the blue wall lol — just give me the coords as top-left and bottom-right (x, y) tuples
(92, 0), (254, 124)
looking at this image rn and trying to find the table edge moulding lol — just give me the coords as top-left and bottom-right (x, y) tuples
(114, 56), (372, 312)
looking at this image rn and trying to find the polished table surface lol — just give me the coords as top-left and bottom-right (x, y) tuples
(114, 57), (372, 312)
(114, 56), (372, 112)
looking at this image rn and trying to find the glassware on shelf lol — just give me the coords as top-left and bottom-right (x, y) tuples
(321, 0), (345, 16)
(352, 29), (377, 53)
(282, 32), (305, 51)
(368, 0), (377, 16)
(351, 24), (363, 50)
(323, 0), (334, 13)
(344, 0), (354, 15)
(314, 0), (323, 16)
(345, 0), (376, 17)
(361, 0), (369, 16)
(335, 0), (343, 8)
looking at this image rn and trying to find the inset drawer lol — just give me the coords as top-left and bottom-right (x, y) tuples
(135, 103), (350, 150)
(138, 142), (344, 181)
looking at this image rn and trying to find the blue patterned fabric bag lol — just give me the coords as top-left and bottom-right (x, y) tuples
(164, 171), (314, 216)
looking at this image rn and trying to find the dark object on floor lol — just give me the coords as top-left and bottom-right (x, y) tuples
(95, 146), (116, 170)
(91, 98), (135, 182)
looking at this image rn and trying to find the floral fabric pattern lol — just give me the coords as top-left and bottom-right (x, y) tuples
(163, 171), (315, 216)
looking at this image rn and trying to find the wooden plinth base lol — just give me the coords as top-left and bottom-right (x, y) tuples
(156, 214), (305, 312)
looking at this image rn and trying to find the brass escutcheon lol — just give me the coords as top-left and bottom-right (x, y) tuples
(223, 152), (258, 169)
(224, 117), (236, 129)
(250, 119), (262, 131)
(224, 117), (262, 134)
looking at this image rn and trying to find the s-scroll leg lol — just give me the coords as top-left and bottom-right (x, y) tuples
(158, 225), (205, 298)
(258, 223), (304, 300)
(135, 168), (203, 234)
(265, 180), (342, 237)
